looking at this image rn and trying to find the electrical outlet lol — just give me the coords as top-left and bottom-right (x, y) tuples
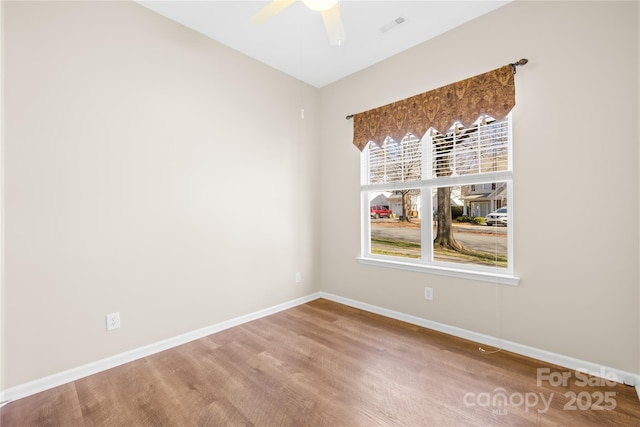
(424, 287), (434, 301)
(106, 312), (121, 331)
(295, 272), (301, 283)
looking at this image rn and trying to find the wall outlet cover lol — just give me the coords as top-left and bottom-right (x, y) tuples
(106, 312), (121, 331)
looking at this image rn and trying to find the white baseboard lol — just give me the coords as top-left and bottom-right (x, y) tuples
(1, 292), (322, 404)
(2, 290), (639, 404)
(318, 292), (640, 395)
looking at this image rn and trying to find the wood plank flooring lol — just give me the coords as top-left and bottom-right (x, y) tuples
(2, 298), (640, 426)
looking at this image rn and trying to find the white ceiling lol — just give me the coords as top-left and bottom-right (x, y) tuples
(136, 1), (511, 88)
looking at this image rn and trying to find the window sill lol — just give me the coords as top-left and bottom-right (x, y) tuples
(356, 257), (520, 286)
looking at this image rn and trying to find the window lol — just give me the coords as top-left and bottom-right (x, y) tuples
(360, 115), (517, 285)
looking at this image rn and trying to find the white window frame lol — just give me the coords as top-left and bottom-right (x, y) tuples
(358, 115), (519, 286)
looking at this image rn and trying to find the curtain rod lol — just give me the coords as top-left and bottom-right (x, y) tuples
(344, 58), (529, 121)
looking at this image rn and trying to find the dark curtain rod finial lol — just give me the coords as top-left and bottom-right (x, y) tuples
(345, 114), (354, 120)
(511, 58), (528, 74)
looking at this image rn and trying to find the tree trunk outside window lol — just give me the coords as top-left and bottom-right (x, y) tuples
(433, 186), (463, 251)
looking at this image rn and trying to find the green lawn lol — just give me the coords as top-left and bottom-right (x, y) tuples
(371, 237), (507, 267)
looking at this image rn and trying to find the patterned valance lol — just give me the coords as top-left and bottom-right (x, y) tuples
(353, 64), (516, 151)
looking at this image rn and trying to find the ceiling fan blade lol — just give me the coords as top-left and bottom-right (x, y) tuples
(320, 3), (345, 46)
(250, 0), (297, 25)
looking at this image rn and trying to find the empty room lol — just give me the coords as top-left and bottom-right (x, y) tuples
(2, 0), (639, 425)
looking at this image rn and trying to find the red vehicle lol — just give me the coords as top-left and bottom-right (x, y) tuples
(370, 205), (392, 218)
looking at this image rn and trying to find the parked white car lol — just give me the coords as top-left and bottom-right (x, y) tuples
(485, 207), (507, 226)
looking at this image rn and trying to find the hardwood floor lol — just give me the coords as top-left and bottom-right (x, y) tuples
(2, 298), (640, 426)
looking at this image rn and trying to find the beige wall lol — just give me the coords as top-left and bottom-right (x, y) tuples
(319, 0), (639, 373)
(3, 1), (320, 388)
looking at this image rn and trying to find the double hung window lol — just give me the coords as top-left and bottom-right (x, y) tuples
(360, 115), (517, 284)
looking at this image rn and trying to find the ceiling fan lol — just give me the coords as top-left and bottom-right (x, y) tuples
(251, 0), (346, 46)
